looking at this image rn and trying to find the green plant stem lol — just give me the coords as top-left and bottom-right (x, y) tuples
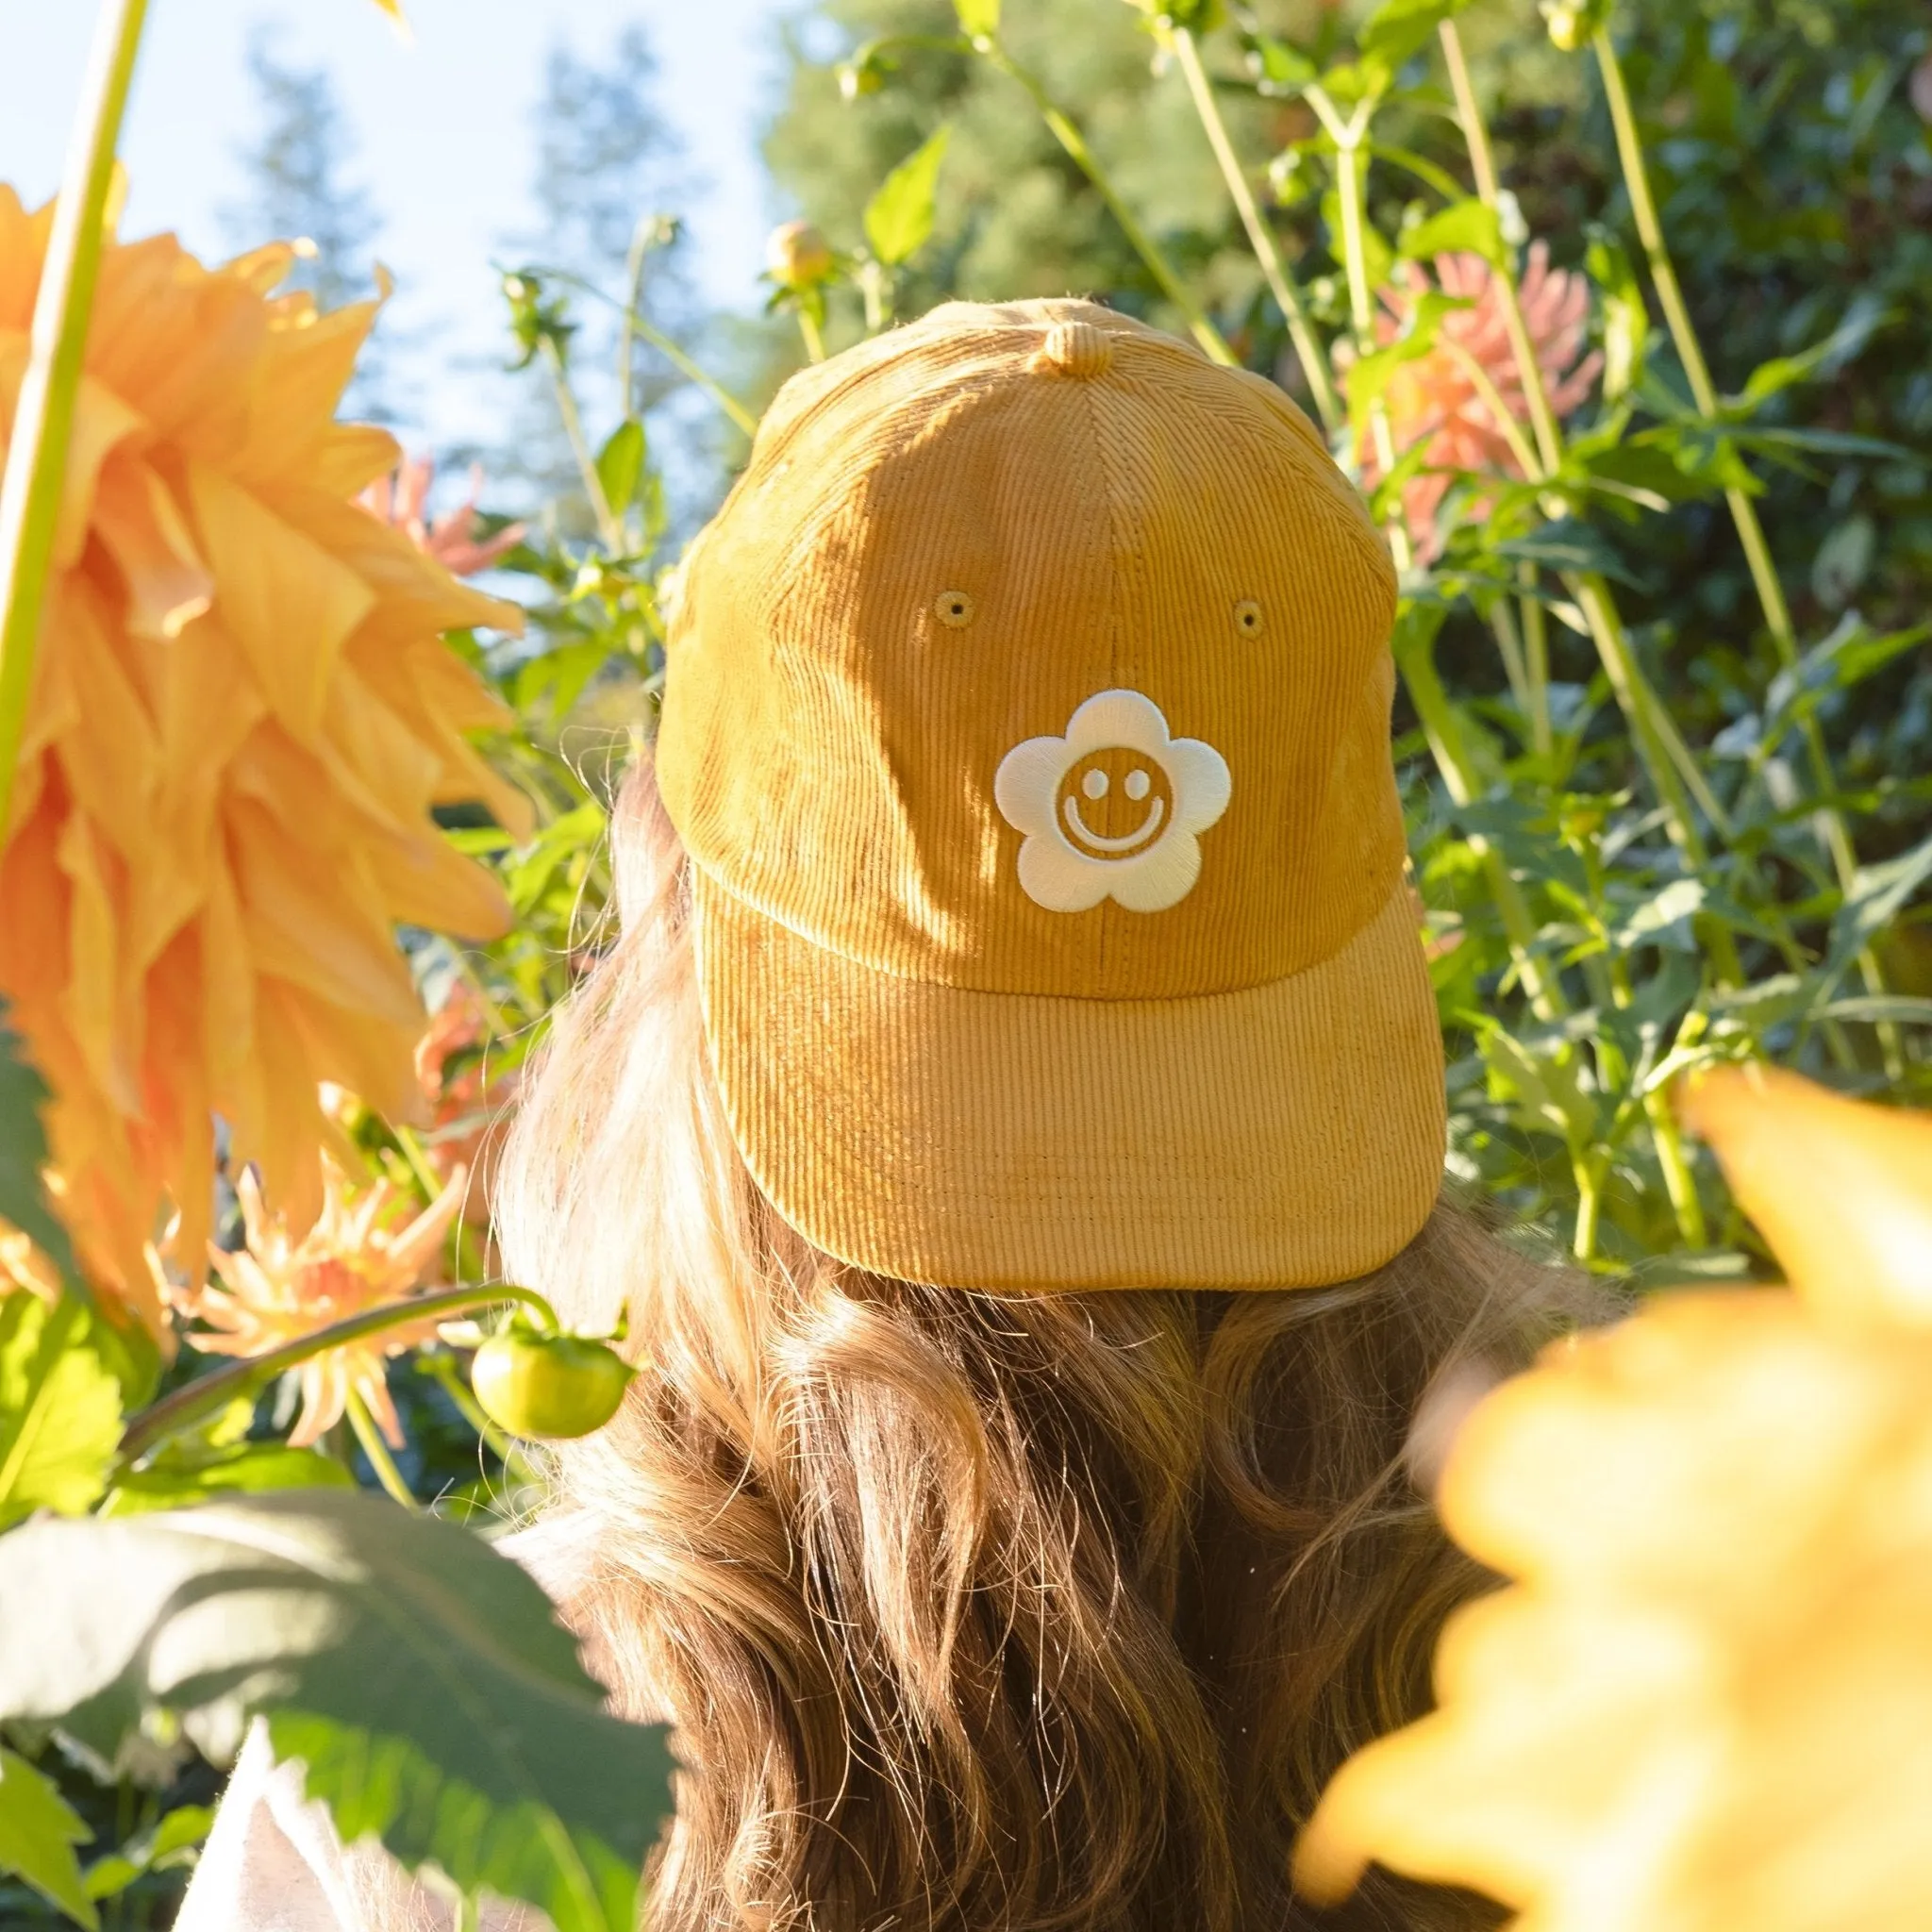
(982, 37), (1238, 368)
(119, 1285), (560, 1463)
(345, 1388), (420, 1512)
(538, 337), (622, 552)
(1592, 24), (1894, 1059)
(1309, 88), (1413, 565)
(0, 0), (150, 837)
(617, 220), (652, 424)
(1437, 23), (1563, 473)
(1518, 566), (1552, 759)
(421, 1351), (529, 1480)
(1487, 597), (1531, 721)
(795, 307), (827, 364)
(1396, 631), (1565, 1022)
(541, 264), (760, 439)
(1642, 1087), (1708, 1247)
(1169, 25), (1340, 431)
(1571, 1153), (1603, 1262)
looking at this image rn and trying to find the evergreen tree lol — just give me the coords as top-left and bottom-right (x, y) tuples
(222, 29), (386, 410)
(499, 24), (706, 524)
(222, 28), (382, 306)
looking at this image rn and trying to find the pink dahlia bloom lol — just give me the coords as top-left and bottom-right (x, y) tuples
(1358, 242), (1603, 560)
(360, 455), (526, 577)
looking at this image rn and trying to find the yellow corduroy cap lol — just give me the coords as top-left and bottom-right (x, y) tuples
(657, 298), (1445, 1292)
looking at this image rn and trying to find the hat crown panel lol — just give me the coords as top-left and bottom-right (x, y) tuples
(658, 306), (1403, 1000)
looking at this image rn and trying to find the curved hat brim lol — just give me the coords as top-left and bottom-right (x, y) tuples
(691, 869), (1447, 1294)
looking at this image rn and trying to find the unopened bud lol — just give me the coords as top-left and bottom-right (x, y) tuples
(764, 221), (835, 291)
(1540, 0), (1586, 49)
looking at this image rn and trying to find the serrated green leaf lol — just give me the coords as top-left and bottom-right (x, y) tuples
(0, 1005), (77, 1286)
(954, 0), (998, 38)
(0, 1295), (124, 1532)
(1825, 831), (1932, 987)
(101, 1441), (354, 1516)
(1494, 518), (1644, 589)
(1724, 294), (1890, 417)
(0, 1748), (96, 1930)
(593, 421), (646, 520)
(0, 1491), (675, 1932)
(1397, 197), (1504, 268)
(864, 126), (951, 268)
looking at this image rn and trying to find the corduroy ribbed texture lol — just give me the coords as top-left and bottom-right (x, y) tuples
(657, 298), (1446, 1291)
(693, 870), (1445, 1291)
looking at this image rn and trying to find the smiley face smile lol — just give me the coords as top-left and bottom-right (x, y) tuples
(1062, 792), (1165, 851)
(1055, 746), (1174, 858)
(995, 689), (1232, 914)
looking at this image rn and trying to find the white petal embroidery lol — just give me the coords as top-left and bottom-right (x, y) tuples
(993, 689), (1231, 913)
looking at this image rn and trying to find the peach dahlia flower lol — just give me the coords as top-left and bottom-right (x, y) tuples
(1297, 1067), (1932, 1932)
(0, 190), (529, 1327)
(172, 1160), (462, 1448)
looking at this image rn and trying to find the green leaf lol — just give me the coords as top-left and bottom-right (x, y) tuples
(1247, 34), (1317, 94)
(593, 421), (646, 520)
(1357, 0), (1467, 76)
(0, 1491), (675, 1932)
(1825, 831), (1932, 987)
(1493, 519), (1643, 589)
(1397, 197), (1504, 268)
(0, 1004), (77, 1286)
(1724, 294), (1890, 417)
(864, 125), (952, 269)
(101, 1441), (354, 1516)
(0, 1748), (97, 1930)
(1585, 227), (1647, 401)
(953, 0), (999, 39)
(82, 1804), (213, 1903)
(0, 1294), (125, 1532)
(1809, 515), (1875, 611)
(1343, 288), (1466, 446)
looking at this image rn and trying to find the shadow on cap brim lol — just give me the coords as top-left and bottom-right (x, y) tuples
(691, 870), (1448, 1293)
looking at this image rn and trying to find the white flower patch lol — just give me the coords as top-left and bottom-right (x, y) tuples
(993, 689), (1232, 913)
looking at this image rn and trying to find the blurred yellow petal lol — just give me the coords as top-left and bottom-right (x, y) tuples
(1682, 1064), (1932, 1329)
(1300, 1079), (1932, 1932)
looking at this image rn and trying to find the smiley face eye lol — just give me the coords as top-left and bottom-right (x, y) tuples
(1082, 768), (1109, 799)
(1124, 768), (1151, 801)
(1233, 599), (1263, 638)
(935, 590), (975, 628)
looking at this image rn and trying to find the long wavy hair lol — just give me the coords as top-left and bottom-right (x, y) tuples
(441, 761), (1598, 1932)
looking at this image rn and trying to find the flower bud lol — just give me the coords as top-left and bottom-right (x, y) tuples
(1540, 0), (1587, 49)
(764, 221), (836, 291)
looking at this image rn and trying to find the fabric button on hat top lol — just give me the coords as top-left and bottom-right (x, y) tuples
(657, 297), (1446, 1292)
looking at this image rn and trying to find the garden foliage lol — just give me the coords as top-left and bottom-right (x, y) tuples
(0, 0), (1928, 1924)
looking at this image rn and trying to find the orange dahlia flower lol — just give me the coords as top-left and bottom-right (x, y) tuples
(171, 1159), (461, 1448)
(1297, 1066), (1932, 1931)
(1359, 243), (1601, 560)
(0, 189), (529, 1329)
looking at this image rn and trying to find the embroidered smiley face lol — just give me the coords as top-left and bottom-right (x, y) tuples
(994, 689), (1231, 913)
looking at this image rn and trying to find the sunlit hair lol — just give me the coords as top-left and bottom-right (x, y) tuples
(466, 760), (1600, 1932)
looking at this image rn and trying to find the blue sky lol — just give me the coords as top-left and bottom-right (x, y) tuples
(0, 0), (795, 457)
